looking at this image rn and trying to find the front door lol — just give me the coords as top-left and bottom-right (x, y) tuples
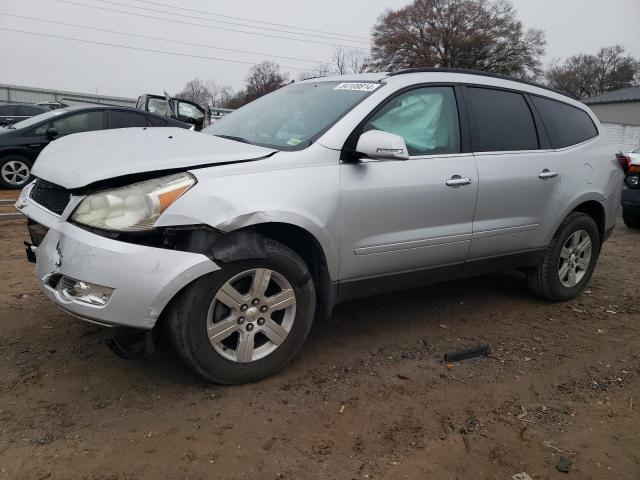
(339, 86), (479, 282)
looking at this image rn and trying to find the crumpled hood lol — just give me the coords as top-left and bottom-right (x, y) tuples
(32, 127), (277, 189)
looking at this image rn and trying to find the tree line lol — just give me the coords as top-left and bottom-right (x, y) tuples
(176, 0), (640, 109)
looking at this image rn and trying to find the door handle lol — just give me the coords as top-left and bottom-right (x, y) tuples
(538, 169), (558, 180)
(446, 175), (472, 187)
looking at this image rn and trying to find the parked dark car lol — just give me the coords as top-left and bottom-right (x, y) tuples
(0, 105), (191, 189)
(136, 93), (210, 131)
(0, 104), (48, 127)
(618, 148), (640, 229)
(35, 102), (69, 111)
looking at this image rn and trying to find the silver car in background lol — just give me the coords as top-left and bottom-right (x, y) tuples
(16, 69), (623, 383)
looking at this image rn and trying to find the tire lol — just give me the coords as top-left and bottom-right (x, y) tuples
(0, 155), (33, 189)
(527, 212), (600, 302)
(167, 238), (316, 384)
(623, 207), (640, 229)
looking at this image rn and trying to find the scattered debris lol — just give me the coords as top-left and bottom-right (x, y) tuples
(543, 440), (573, 455)
(397, 374), (410, 380)
(512, 473), (533, 480)
(462, 433), (471, 453)
(262, 437), (277, 451)
(439, 323), (454, 331)
(339, 405), (345, 414)
(444, 345), (491, 363)
(557, 456), (572, 473)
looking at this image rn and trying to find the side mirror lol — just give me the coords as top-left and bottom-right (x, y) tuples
(355, 130), (409, 160)
(45, 126), (58, 140)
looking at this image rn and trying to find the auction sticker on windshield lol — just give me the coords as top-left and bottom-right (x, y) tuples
(333, 83), (380, 92)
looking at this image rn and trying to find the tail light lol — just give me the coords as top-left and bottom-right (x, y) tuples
(616, 152), (631, 172)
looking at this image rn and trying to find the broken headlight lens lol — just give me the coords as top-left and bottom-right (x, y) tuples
(71, 172), (196, 232)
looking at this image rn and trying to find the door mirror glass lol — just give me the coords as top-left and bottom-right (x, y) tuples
(45, 126), (58, 139)
(355, 130), (410, 160)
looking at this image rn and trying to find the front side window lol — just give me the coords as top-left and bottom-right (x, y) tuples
(531, 96), (598, 149)
(363, 87), (460, 156)
(35, 111), (105, 136)
(204, 81), (378, 150)
(178, 102), (204, 121)
(466, 87), (539, 152)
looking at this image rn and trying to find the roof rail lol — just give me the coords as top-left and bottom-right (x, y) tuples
(387, 67), (574, 99)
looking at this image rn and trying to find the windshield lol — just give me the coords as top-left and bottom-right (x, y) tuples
(203, 81), (380, 150)
(633, 146), (640, 154)
(11, 108), (68, 130)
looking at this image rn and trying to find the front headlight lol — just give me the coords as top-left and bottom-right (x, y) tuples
(71, 172), (196, 232)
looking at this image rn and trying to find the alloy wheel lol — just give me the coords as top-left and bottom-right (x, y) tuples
(558, 229), (592, 288)
(1, 160), (30, 187)
(207, 268), (296, 363)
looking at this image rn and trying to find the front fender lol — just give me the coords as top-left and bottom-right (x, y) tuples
(155, 158), (341, 278)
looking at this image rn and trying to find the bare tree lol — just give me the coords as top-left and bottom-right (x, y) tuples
(244, 61), (289, 103)
(369, 0), (546, 79)
(176, 78), (238, 108)
(347, 49), (369, 74)
(546, 45), (640, 99)
(175, 78), (212, 106)
(333, 47), (348, 75)
(298, 62), (333, 80)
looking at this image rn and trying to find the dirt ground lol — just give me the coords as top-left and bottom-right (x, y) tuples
(0, 213), (639, 480)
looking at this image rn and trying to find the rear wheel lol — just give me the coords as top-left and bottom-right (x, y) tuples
(167, 238), (315, 384)
(623, 207), (640, 229)
(0, 155), (32, 189)
(527, 212), (600, 301)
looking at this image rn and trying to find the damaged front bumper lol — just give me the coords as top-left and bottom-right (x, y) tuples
(16, 183), (220, 330)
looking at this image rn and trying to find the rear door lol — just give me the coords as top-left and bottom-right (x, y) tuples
(339, 86), (478, 281)
(464, 86), (561, 259)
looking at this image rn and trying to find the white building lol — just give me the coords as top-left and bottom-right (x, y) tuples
(584, 86), (640, 153)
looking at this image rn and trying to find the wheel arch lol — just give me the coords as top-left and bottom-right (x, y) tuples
(0, 147), (37, 162)
(546, 194), (607, 245)
(237, 222), (335, 322)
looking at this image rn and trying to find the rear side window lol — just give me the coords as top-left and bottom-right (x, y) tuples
(530, 96), (598, 148)
(110, 110), (148, 128)
(465, 87), (538, 152)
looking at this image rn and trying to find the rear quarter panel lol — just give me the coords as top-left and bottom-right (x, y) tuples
(544, 134), (623, 245)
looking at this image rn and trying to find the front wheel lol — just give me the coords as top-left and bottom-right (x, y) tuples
(0, 155), (32, 189)
(527, 212), (600, 301)
(167, 238), (316, 384)
(623, 207), (640, 229)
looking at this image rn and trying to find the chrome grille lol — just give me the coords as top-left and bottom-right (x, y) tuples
(29, 180), (71, 215)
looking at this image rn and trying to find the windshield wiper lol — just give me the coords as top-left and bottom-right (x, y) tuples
(214, 134), (251, 144)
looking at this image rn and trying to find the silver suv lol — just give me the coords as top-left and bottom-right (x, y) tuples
(16, 69), (623, 384)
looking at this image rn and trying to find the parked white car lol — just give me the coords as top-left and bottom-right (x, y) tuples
(16, 69), (623, 383)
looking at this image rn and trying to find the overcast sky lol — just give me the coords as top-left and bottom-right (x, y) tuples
(1, 0), (639, 100)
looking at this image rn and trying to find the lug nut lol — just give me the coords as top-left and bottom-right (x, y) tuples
(252, 298), (260, 306)
(246, 323), (255, 331)
(238, 317), (245, 325)
(257, 318), (265, 326)
(240, 304), (248, 312)
(260, 306), (268, 313)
